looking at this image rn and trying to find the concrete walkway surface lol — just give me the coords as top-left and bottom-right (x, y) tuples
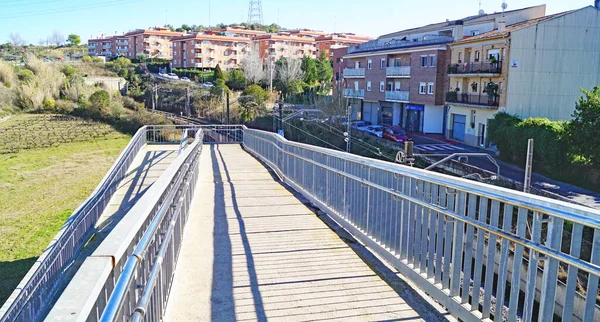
(164, 144), (444, 322)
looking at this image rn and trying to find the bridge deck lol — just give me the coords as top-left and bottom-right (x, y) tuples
(165, 144), (440, 322)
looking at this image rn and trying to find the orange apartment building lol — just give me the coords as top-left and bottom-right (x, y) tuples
(171, 33), (252, 69)
(87, 35), (129, 58)
(315, 34), (372, 58)
(206, 27), (266, 39)
(254, 33), (318, 60)
(123, 27), (183, 60)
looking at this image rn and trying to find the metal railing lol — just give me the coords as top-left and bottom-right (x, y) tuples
(446, 92), (500, 108)
(342, 68), (365, 78)
(343, 88), (365, 99)
(386, 66), (411, 77)
(385, 90), (410, 102)
(242, 128), (600, 322)
(0, 126), (148, 322)
(448, 61), (503, 75)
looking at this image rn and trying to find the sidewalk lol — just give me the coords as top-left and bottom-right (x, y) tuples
(412, 133), (600, 210)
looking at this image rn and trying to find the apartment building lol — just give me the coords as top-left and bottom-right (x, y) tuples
(206, 27), (266, 39)
(124, 27), (183, 60)
(447, 4), (600, 147)
(335, 4), (546, 134)
(255, 33), (318, 60)
(315, 34), (371, 58)
(171, 33), (251, 69)
(288, 29), (328, 38)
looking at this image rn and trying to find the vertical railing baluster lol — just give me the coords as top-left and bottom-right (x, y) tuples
(494, 204), (513, 320)
(450, 191), (466, 297)
(508, 207), (528, 321)
(562, 223), (583, 321)
(523, 211), (542, 322)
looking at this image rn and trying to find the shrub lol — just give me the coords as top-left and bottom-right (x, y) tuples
(18, 70), (35, 83)
(61, 65), (77, 78)
(568, 86), (600, 166)
(89, 90), (110, 112)
(82, 56), (92, 63)
(109, 101), (125, 119)
(121, 96), (138, 110)
(42, 98), (55, 110)
(242, 84), (270, 106)
(54, 99), (76, 113)
(0, 61), (15, 87)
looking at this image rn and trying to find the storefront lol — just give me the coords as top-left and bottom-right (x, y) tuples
(361, 101), (379, 125)
(405, 104), (424, 133)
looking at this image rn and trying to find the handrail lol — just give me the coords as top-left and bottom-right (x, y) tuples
(178, 129), (189, 154)
(241, 127), (600, 322)
(0, 126), (148, 322)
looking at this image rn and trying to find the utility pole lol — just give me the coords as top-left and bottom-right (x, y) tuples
(524, 139), (534, 193)
(185, 87), (190, 116)
(221, 87), (225, 124)
(346, 104), (351, 153)
(226, 91), (230, 124)
(278, 91), (284, 133)
(269, 59), (275, 94)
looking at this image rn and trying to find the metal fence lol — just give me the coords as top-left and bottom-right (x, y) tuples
(0, 126), (148, 322)
(242, 128), (600, 322)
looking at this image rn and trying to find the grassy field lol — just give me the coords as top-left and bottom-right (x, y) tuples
(0, 114), (130, 306)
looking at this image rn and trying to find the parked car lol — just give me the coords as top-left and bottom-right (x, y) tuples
(203, 82), (214, 87)
(382, 126), (411, 143)
(365, 125), (384, 137)
(167, 73), (179, 80)
(158, 72), (168, 78)
(350, 121), (369, 131)
(180, 77), (191, 82)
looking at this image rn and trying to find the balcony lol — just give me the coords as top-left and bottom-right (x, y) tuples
(194, 44), (202, 49)
(195, 54), (202, 58)
(446, 92), (499, 108)
(386, 66), (411, 78)
(343, 88), (365, 99)
(117, 48), (128, 52)
(88, 44), (96, 48)
(116, 40), (128, 45)
(343, 68), (365, 78)
(385, 91), (410, 102)
(447, 61), (502, 77)
(103, 45), (111, 49)
(194, 63), (203, 68)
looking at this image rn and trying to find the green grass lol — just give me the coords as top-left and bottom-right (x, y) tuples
(0, 114), (130, 306)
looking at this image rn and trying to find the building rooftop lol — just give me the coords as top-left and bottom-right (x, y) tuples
(171, 32), (252, 42)
(347, 35), (454, 55)
(379, 4), (546, 39)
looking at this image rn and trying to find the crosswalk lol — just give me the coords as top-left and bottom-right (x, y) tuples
(415, 144), (465, 152)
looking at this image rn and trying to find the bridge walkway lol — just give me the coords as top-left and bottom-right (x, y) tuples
(164, 144), (445, 322)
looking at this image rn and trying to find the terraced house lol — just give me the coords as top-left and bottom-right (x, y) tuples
(334, 4), (546, 134)
(446, 4), (600, 147)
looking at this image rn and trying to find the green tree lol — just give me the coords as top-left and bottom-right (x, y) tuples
(316, 52), (333, 85)
(301, 56), (318, 86)
(242, 84), (270, 106)
(67, 34), (81, 46)
(227, 69), (246, 90)
(569, 86), (600, 165)
(89, 90), (110, 112)
(213, 64), (225, 81)
(210, 79), (229, 97)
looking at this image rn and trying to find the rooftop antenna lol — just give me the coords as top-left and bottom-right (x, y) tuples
(501, 1), (508, 21)
(478, 0), (485, 15)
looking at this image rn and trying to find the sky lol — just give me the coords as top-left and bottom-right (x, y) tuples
(0, 0), (595, 44)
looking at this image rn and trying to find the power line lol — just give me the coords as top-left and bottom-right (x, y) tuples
(0, 0), (70, 8)
(0, 0), (143, 19)
(247, 0), (264, 25)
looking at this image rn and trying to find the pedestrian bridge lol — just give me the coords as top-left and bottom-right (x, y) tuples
(1, 125), (600, 322)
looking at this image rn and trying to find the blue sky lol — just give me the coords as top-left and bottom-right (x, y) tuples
(0, 0), (594, 44)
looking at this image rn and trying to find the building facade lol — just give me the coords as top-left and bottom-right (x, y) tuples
(124, 28), (183, 60)
(171, 33), (251, 69)
(315, 34), (371, 58)
(255, 34), (318, 60)
(87, 35), (128, 58)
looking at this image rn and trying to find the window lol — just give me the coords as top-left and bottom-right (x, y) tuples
(379, 81), (385, 92)
(471, 30), (480, 36)
(191, 59), (194, 63)
(419, 82), (427, 94)
(429, 55), (436, 67)
(367, 59), (372, 70)
(456, 81), (461, 91)
(420, 56), (428, 67)
(395, 82), (401, 91)
(474, 51), (480, 62)
(487, 49), (500, 61)
(367, 81), (372, 92)
(427, 83), (434, 95)
(458, 52), (463, 63)
(470, 110), (476, 124)
(471, 82), (478, 93)
(386, 82), (392, 91)
(380, 59), (386, 69)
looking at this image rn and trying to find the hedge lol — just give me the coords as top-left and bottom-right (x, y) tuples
(488, 112), (570, 173)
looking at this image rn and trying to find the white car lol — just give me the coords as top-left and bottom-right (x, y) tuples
(158, 72), (168, 78)
(180, 77), (191, 82)
(167, 73), (179, 80)
(350, 121), (369, 131)
(203, 82), (214, 87)
(365, 125), (384, 137)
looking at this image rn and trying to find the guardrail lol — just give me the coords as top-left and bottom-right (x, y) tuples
(242, 128), (600, 322)
(0, 126), (148, 322)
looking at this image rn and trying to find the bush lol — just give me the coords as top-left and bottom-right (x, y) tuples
(18, 69), (35, 83)
(121, 96), (138, 110)
(54, 100), (76, 113)
(568, 86), (600, 166)
(42, 98), (55, 110)
(488, 112), (570, 173)
(61, 65), (77, 78)
(109, 101), (125, 119)
(89, 90), (110, 112)
(242, 84), (270, 106)
(82, 56), (92, 63)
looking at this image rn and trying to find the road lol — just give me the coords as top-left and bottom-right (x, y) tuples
(411, 134), (600, 210)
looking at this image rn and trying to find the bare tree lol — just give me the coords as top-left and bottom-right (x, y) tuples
(38, 39), (46, 46)
(276, 56), (304, 94)
(8, 33), (25, 47)
(240, 42), (265, 84)
(49, 31), (65, 46)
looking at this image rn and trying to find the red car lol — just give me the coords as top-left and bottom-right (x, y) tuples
(383, 126), (411, 143)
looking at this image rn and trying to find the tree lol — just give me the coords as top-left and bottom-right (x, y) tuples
(568, 86), (600, 165)
(213, 64), (224, 81)
(301, 56), (318, 86)
(242, 84), (270, 106)
(240, 42), (265, 84)
(210, 79), (229, 98)
(316, 52), (333, 86)
(49, 31), (64, 46)
(227, 69), (246, 90)
(90, 90), (110, 112)
(67, 34), (81, 46)
(8, 33), (25, 47)
(275, 58), (304, 97)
